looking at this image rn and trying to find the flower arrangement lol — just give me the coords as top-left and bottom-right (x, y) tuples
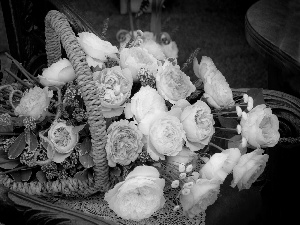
(0, 26), (280, 222)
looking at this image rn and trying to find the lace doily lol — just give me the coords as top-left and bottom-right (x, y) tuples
(53, 181), (206, 225)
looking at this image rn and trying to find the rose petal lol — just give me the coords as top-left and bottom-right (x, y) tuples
(125, 165), (160, 180)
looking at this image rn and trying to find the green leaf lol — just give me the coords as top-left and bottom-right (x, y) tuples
(72, 124), (86, 134)
(36, 171), (47, 183)
(218, 115), (238, 129)
(29, 131), (38, 152)
(9, 170), (22, 182)
(79, 153), (95, 169)
(246, 88), (265, 108)
(78, 138), (92, 156)
(74, 169), (89, 182)
(8, 132), (26, 159)
(0, 149), (10, 163)
(40, 136), (49, 150)
(0, 160), (19, 169)
(9, 169), (32, 182)
(21, 169), (32, 181)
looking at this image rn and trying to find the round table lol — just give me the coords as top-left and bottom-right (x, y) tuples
(245, 0), (300, 98)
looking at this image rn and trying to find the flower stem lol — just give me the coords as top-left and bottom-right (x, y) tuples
(4, 69), (32, 89)
(212, 111), (236, 115)
(5, 52), (40, 85)
(212, 136), (232, 141)
(0, 165), (32, 175)
(214, 116), (239, 119)
(9, 90), (23, 110)
(209, 142), (225, 152)
(235, 103), (247, 107)
(214, 126), (237, 132)
(0, 84), (13, 91)
(0, 132), (20, 136)
(52, 86), (62, 121)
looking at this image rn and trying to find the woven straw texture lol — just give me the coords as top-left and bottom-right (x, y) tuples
(0, 10), (115, 197)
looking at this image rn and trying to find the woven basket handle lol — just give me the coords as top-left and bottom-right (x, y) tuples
(44, 10), (114, 193)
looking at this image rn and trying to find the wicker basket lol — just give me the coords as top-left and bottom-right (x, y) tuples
(1, 9), (300, 198)
(0, 10), (114, 196)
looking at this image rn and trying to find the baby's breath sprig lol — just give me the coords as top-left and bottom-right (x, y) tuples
(23, 116), (36, 130)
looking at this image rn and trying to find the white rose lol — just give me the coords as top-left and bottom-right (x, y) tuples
(38, 58), (76, 87)
(241, 104), (280, 148)
(125, 86), (167, 123)
(48, 120), (84, 163)
(146, 109), (187, 161)
(104, 166), (165, 221)
(77, 32), (118, 61)
(200, 148), (241, 182)
(106, 120), (143, 167)
(93, 66), (133, 118)
(181, 100), (215, 151)
(156, 62), (196, 104)
(180, 178), (221, 218)
(14, 86), (53, 120)
(119, 46), (159, 81)
(231, 149), (269, 190)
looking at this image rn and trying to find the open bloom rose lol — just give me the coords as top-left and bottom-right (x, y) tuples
(14, 86), (53, 120)
(77, 32), (118, 61)
(38, 58), (76, 87)
(125, 86), (167, 123)
(93, 66), (133, 118)
(120, 46), (159, 81)
(181, 100), (215, 151)
(200, 148), (241, 182)
(146, 109), (187, 161)
(48, 120), (83, 163)
(241, 104), (280, 148)
(106, 120), (143, 167)
(156, 62), (196, 104)
(180, 178), (221, 218)
(104, 166), (165, 221)
(231, 149), (269, 190)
